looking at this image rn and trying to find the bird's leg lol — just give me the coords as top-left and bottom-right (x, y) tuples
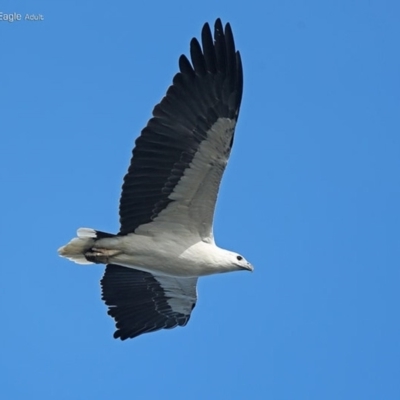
(84, 248), (122, 264)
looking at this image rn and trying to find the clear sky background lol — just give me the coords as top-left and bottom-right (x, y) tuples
(1, 1), (399, 399)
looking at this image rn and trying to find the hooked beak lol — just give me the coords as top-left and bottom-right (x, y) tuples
(242, 262), (254, 272)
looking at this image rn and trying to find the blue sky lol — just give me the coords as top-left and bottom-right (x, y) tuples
(1, 0), (399, 399)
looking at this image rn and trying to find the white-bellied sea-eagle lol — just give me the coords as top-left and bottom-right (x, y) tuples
(58, 18), (253, 340)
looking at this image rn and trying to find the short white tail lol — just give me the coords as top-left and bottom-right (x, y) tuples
(58, 228), (97, 265)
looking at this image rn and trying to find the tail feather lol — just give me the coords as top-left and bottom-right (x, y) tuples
(58, 228), (114, 265)
(76, 227), (98, 239)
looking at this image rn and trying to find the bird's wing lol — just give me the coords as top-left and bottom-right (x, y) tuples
(101, 264), (197, 340)
(119, 19), (243, 240)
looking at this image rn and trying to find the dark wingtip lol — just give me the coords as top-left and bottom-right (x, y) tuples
(214, 18), (223, 32)
(202, 21), (211, 36)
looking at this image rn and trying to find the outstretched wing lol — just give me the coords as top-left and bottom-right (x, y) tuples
(101, 264), (197, 340)
(119, 19), (243, 240)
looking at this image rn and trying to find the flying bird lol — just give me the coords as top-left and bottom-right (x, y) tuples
(58, 18), (252, 340)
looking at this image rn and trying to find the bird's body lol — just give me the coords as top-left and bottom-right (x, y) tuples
(58, 19), (252, 340)
(61, 227), (246, 277)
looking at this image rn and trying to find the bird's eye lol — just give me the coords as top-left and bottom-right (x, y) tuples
(236, 255), (243, 261)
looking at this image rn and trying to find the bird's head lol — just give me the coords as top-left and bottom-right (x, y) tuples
(232, 253), (254, 272)
(218, 249), (253, 273)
